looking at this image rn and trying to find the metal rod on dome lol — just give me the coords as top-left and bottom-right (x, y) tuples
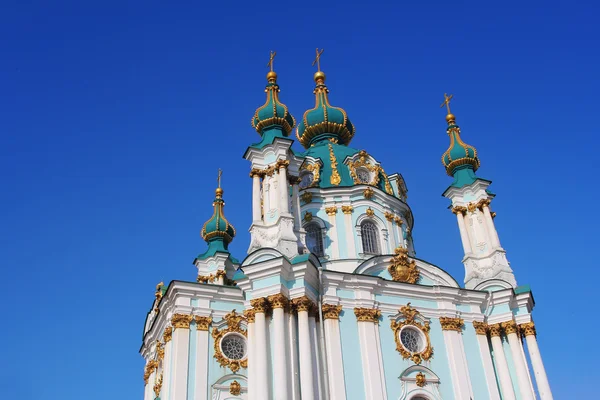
(267, 50), (276, 72)
(217, 168), (222, 188)
(440, 93), (453, 114)
(312, 48), (324, 72)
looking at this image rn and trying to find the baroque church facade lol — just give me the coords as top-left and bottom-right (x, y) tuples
(140, 55), (553, 400)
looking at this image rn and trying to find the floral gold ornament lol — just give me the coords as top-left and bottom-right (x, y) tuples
(267, 293), (289, 309)
(195, 316), (213, 331)
(143, 360), (158, 384)
(394, 216), (403, 225)
(467, 202), (477, 213)
(472, 321), (489, 335)
(379, 166), (394, 195)
(354, 307), (381, 323)
(212, 310), (248, 373)
(163, 326), (173, 343)
(325, 206), (338, 216)
(250, 297), (269, 314)
(156, 341), (164, 361)
(328, 144), (341, 186)
(171, 314), (193, 330)
(439, 317), (464, 332)
(391, 303), (433, 365)
(363, 187), (374, 199)
(341, 205), (354, 214)
(303, 212), (313, 222)
(366, 207), (375, 217)
(501, 320), (519, 335)
(519, 322), (536, 337)
(322, 304), (343, 320)
(415, 372), (427, 387)
(292, 296), (314, 313)
(385, 212), (394, 221)
(388, 246), (420, 284)
(451, 205), (467, 215)
(153, 373), (163, 397)
(229, 380), (242, 396)
(300, 191), (313, 204)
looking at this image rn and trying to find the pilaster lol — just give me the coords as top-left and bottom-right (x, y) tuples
(193, 316), (212, 400)
(170, 314), (193, 400)
(322, 304), (346, 400)
(472, 322), (501, 400)
(439, 317), (473, 399)
(354, 307), (387, 400)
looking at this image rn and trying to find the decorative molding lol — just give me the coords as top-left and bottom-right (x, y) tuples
(489, 323), (503, 337)
(354, 307), (381, 323)
(322, 304), (343, 320)
(501, 320), (519, 335)
(363, 187), (374, 199)
(267, 293), (289, 309)
(391, 303), (433, 365)
(439, 317), (464, 332)
(243, 309), (256, 323)
(519, 322), (536, 337)
(197, 269), (227, 284)
(388, 246), (420, 284)
(347, 150), (381, 186)
(341, 205), (354, 214)
(195, 316), (213, 331)
(325, 206), (338, 216)
(472, 321), (489, 335)
(212, 310), (248, 373)
(163, 326), (173, 343)
(292, 296), (314, 313)
(415, 372), (427, 387)
(171, 314), (193, 329)
(250, 297), (269, 314)
(230, 380), (242, 396)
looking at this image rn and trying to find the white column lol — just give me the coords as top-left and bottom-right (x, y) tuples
(170, 316), (192, 400)
(194, 317), (211, 400)
(162, 330), (173, 400)
(521, 323), (553, 400)
(453, 208), (473, 254)
(245, 310), (256, 400)
(309, 315), (324, 400)
(440, 318), (474, 399)
(269, 295), (290, 400)
(473, 323), (501, 400)
(327, 210), (340, 259)
(295, 297), (315, 400)
(251, 299), (270, 399)
(482, 205), (501, 248)
(355, 308), (387, 400)
(278, 165), (289, 214)
(502, 322), (535, 400)
(288, 310), (300, 400)
(489, 324), (516, 400)
(323, 305), (346, 400)
(252, 173), (262, 222)
(263, 175), (271, 214)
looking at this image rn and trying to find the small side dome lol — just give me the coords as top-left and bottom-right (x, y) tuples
(297, 72), (355, 148)
(251, 72), (296, 136)
(441, 115), (480, 176)
(201, 188), (236, 245)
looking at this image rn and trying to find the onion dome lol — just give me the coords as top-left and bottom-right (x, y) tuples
(201, 187), (236, 247)
(440, 98), (480, 176)
(296, 71), (355, 149)
(251, 71), (296, 136)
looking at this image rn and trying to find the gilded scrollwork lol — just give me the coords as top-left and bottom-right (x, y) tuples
(143, 360), (158, 384)
(388, 246), (420, 284)
(347, 150), (380, 186)
(439, 317), (464, 332)
(354, 307), (381, 323)
(163, 326), (173, 343)
(301, 162), (321, 187)
(156, 341), (164, 361)
(328, 144), (341, 186)
(195, 316), (213, 331)
(212, 310), (248, 373)
(391, 303), (433, 365)
(243, 309), (256, 323)
(363, 187), (374, 199)
(153, 373), (163, 397)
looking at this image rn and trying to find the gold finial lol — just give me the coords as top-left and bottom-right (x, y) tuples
(216, 169), (223, 196)
(440, 93), (456, 124)
(266, 51), (277, 82)
(312, 48), (326, 83)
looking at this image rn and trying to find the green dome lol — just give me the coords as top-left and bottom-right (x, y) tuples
(201, 188), (236, 245)
(251, 72), (296, 136)
(441, 116), (480, 176)
(297, 73), (355, 149)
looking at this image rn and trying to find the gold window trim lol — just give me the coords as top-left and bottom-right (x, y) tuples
(212, 310), (248, 373)
(390, 303), (433, 364)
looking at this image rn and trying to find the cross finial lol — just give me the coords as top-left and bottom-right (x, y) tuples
(267, 50), (276, 72)
(440, 93), (454, 114)
(312, 48), (324, 71)
(217, 168), (222, 188)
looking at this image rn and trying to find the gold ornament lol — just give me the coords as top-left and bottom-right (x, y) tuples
(467, 202), (477, 213)
(394, 216), (403, 225)
(366, 207), (375, 217)
(229, 380), (242, 396)
(363, 187), (374, 199)
(301, 162), (321, 187)
(348, 150), (380, 186)
(341, 205), (353, 214)
(171, 314), (193, 329)
(354, 307), (381, 323)
(473, 321), (489, 335)
(391, 303), (433, 365)
(250, 297), (269, 314)
(388, 246), (420, 284)
(212, 310), (248, 373)
(489, 323), (503, 337)
(501, 321), (519, 335)
(304, 212), (313, 222)
(379, 166), (394, 195)
(153, 373), (163, 397)
(143, 360), (158, 384)
(292, 296), (314, 313)
(451, 206), (467, 215)
(267, 293), (289, 309)
(325, 206), (338, 216)
(195, 316), (212, 331)
(156, 341), (164, 361)
(328, 144), (341, 186)
(384, 212), (394, 221)
(439, 317), (464, 332)
(163, 326), (173, 343)
(300, 191), (313, 204)
(415, 372), (426, 387)
(519, 322), (536, 337)
(322, 304), (342, 320)
(243, 309), (256, 323)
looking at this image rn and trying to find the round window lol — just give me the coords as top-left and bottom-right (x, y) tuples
(399, 326), (425, 353)
(299, 172), (314, 189)
(356, 168), (370, 184)
(220, 333), (247, 360)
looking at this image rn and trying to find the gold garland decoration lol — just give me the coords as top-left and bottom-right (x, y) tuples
(391, 303), (433, 364)
(328, 143), (341, 186)
(212, 310), (248, 373)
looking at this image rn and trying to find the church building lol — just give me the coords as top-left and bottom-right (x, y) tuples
(140, 51), (553, 400)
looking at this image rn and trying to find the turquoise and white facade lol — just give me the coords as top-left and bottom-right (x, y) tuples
(140, 65), (553, 400)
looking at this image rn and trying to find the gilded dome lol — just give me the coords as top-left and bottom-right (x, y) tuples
(201, 188), (236, 245)
(251, 72), (296, 136)
(441, 117), (480, 176)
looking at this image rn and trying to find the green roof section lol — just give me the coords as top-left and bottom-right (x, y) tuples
(514, 285), (531, 294)
(251, 71), (296, 137)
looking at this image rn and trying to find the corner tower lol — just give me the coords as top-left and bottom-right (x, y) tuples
(440, 94), (517, 289)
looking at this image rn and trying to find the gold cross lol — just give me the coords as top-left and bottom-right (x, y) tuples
(267, 50), (276, 72)
(217, 168), (222, 188)
(312, 48), (324, 71)
(440, 93), (454, 114)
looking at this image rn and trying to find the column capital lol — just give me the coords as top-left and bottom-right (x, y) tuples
(195, 316), (212, 331)
(451, 205), (467, 215)
(501, 320), (519, 335)
(519, 321), (537, 337)
(249, 168), (265, 178)
(267, 293), (290, 309)
(325, 206), (338, 216)
(354, 307), (381, 323)
(243, 309), (256, 323)
(250, 297), (270, 314)
(489, 323), (503, 337)
(394, 216), (403, 225)
(341, 205), (354, 214)
(292, 295), (314, 313)
(439, 317), (464, 332)
(322, 304), (343, 320)
(476, 198), (492, 210)
(472, 321), (489, 335)
(384, 212), (394, 221)
(275, 159), (290, 169)
(163, 326), (173, 342)
(288, 175), (301, 185)
(171, 313), (193, 329)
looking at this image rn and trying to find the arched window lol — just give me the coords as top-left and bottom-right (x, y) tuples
(305, 223), (324, 257)
(361, 221), (380, 255)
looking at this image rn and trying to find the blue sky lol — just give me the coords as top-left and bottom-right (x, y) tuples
(1, 1), (597, 398)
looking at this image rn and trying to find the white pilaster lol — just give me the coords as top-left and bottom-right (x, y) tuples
(271, 298), (290, 400)
(246, 312), (256, 400)
(162, 336), (173, 400)
(252, 173), (262, 222)
(309, 315), (324, 400)
(292, 183), (301, 230)
(327, 212), (340, 259)
(193, 322), (210, 400)
(454, 210), (473, 254)
(253, 303), (270, 399)
(473, 323), (501, 400)
(144, 367), (156, 400)
(355, 309), (387, 400)
(440, 320), (473, 399)
(295, 298), (315, 400)
(287, 311), (300, 400)
(504, 324), (535, 400)
(323, 314), (347, 399)
(482, 205), (501, 248)
(278, 166), (289, 214)
(343, 210), (356, 257)
(521, 324), (553, 400)
(385, 217), (396, 248)
(490, 325), (516, 400)
(170, 322), (191, 400)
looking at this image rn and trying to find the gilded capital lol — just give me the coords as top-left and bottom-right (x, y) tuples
(341, 205), (354, 214)
(171, 313), (193, 329)
(243, 309), (256, 323)
(439, 317), (464, 332)
(354, 307), (381, 323)
(451, 205), (467, 215)
(519, 322), (536, 337)
(489, 323), (503, 337)
(384, 212), (394, 221)
(267, 293), (289, 309)
(325, 206), (338, 216)
(322, 304), (343, 320)
(476, 198), (491, 210)
(250, 297), (269, 313)
(472, 321), (489, 335)
(501, 320), (519, 335)
(163, 326), (173, 343)
(275, 159), (290, 169)
(292, 296), (314, 313)
(195, 316), (213, 331)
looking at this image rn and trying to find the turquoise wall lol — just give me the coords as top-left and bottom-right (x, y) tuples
(463, 323), (490, 399)
(380, 313), (410, 398)
(427, 323), (454, 399)
(338, 310), (365, 400)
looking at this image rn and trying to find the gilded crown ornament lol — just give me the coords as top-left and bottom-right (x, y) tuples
(388, 246), (420, 284)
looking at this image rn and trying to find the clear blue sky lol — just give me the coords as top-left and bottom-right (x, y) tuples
(1, 1), (597, 398)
